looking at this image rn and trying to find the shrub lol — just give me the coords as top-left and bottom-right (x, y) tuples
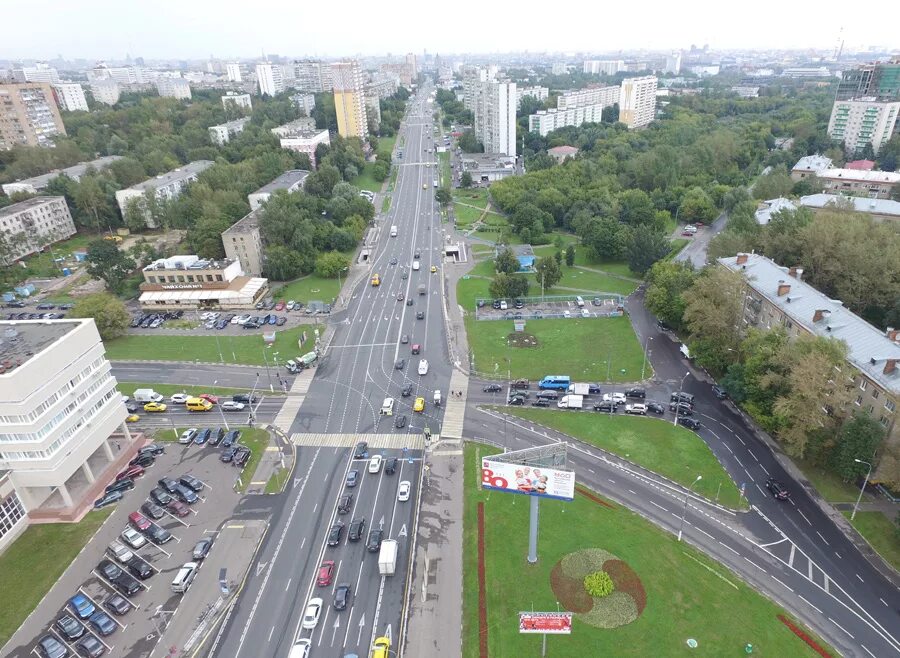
(583, 570), (614, 598)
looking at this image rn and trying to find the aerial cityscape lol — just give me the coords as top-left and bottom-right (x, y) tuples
(0, 8), (899, 658)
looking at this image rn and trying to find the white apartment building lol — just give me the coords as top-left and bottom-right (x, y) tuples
(791, 154), (834, 181)
(208, 117), (251, 145)
(557, 85), (619, 111)
(293, 60), (333, 92)
(89, 64), (149, 85)
(2, 155), (122, 196)
(90, 80), (120, 106)
(665, 53), (682, 75)
(115, 160), (214, 228)
(12, 64), (60, 84)
(280, 129), (331, 167)
(529, 104), (604, 136)
(257, 62), (285, 96)
(271, 117), (317, 137)
(474, 80), (517, 157)
(52, 83), (88, 112)
(619, 76), (658, 129)
(814, 168), (900, 199)
(226, 62), (242, 82)
(462, 66), (490, 112)
(0, 197), (76, 263)
(248, 170), (309, 210)
(156, 77), (191, 100)
(0, 319), (135, 538)
(551, 63), (568, 75)
(221, 210), (265, 278)
(583, 60), (625, 76)
(0, 83), (66, 150)
(222, 92), (252, 111)
(516, 86), (549, 108)
(290, 93), (316, 116)
(828, 97), (900, 156)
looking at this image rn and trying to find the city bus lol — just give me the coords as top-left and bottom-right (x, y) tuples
(538, 375), (571, 391)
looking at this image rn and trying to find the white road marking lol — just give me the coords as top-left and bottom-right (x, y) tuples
(816, 531), (830, 546)
(285, 578), (292, 591)
(770, 575), (793, 592)
(743, 557), (766, 573)
(861, 645), (877, 658)
(650, 501), (668, 512)
(828, 617), (855, 639)
(718, 541), (740, 556)
(799, 595), (823, 615)
(798, 510), (812, 526)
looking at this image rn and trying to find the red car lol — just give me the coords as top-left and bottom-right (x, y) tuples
(167, 500), (190, 517)
(317, 560), (335, 586)
(128, 511), (151, 531)
(275, 301), (285, 311)
(117, 465), (144, 481)
(199, 393), (219, 404)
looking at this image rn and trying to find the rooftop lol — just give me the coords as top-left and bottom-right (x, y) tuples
(0, 320), (81, 374)
(846, 159), (876, 171)
(719, 253), (900, 394)
(279, 129), (329, 142)
(211, 117), (250, 131)
(792, 154), (833, 172)
(816, 168), (900, 184)
(142, 254), (235, 272)
(253, 170), (310, 195)
(755, 198), (796, 225)
(460, 152), (516, 169)
(0, 196), (64, 218)
(123, 160), (214, 193)
(548, 145), (579, 155)
(800, 194), (900, 217)
(222, 209), (262, 235)
(2, 156), (122, 190)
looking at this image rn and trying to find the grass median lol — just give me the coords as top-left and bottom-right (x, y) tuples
(842, 511), (900, 572)
(119, 382), (282, 399)
(463, 443), (831, 657)
(0, 509), (113, 647)
(272, 274), (342, 304)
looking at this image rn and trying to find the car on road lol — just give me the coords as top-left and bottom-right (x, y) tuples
(401, 334), (409, 344)
(125, 403), (139, 413)
(406, 298), (414, 306)
(221, 401), (245, 411)
(385, 457), (398, 474)
(287, 638), (311, 658)
(646, 401), (666, 415)
(353, 442), (369, 459)
(141, 501), (165, 520)
(170, 393), (189, 404)
(338, 494), (353, 514)
(431, 265), (437, 273)
(712, 385), (728, 400)
(179, 428), (198, 444)
(94, 491), (123, 509)
(349, 518), (366, 541)
(199, 393), (219, 404)
(624, 403), (647, 415)
(301, 598), (323, 629)
(678, 417), (701, 430)
(327, 522), (345, 546)
(413, 397), (425, 412)
(68, 593), (96, 619)
(317, 560), (335, 586)
(372, 637), (391, 658)
(417, 359), (429, 375)
(104, 594), (131, 616)
(395, 358), (405, 370)
(37, 635), (67, 658)
(120, 527), (146, 549)
(396, 292), (404, 301)
(624, 388), (646, 399)
(143, 402), (167, 413)
(395, 414), (407, 428)
(88, 611), (116, 636)
(149, 487), (173, 506)
(531, 400), (550, 407)
(127, 556), (154, 580)
(766, 478), (790, 501)
(366, 529), (384, 552)
(401, 383), (413, 397)
(55, 614), (86, 641)
(333, 583), (352, 611)
(416, 311), (425, 319)
(126, 414), (140, 423)
(669, 402), (693, 416)
(398, 481), (411, 502)
(345, 470), (359, 487)
(368, 455), (383, 473)
(76, 634), (105, 657)
(193, 538), (213, 560)
(232, 394), (259, 403)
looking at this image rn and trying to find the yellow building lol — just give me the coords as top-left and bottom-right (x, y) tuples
(332, 61), (368, 139)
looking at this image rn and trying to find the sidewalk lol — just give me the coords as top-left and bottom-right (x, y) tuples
(441, 244), (472, 375)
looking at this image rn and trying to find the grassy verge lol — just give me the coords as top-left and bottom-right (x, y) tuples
(381, 196), (391, 214)
(271, 274), (342, 304)
(666, 238), (690, 259)
(119, 382), (282, 399)
(105, 326), (314, 366)
(438, 151), (450, 187)
(499, 409), (743, 508)
(352, 163), (384, 193)
(0, 509), (113, 646)
(236, 428), (272, 493)
(376, 134), (397, 161)
(463, 443), (830, 657)
(796, 459), (872, 503)
(265, 467), (289, 494)
(842, 511), (900, 572)
(453, 203), (483, 226)
(467, 316), (646, 383)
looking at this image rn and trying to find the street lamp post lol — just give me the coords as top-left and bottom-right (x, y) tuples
(678, 475), (702, 542)
(851, 457), (874, 521)
(336, 267), (348, 307)
(673, 371), (690, 427)
(641, 336), (653, 381)
(261, 348), (274, 392)
(213, 380), (229, 431)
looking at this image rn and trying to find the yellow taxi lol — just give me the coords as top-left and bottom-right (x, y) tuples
(413, 397), (425, 412)
(371, 637), (391, 658)
(143, 402), (167, 413)
(371, 273), (380, 287)
(430, 265), (437, 273)
(126, 414), (140, 423)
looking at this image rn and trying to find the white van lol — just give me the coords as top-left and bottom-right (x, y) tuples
(433, 390), (441, 406)
(418, 359), (429, 375)
(390, 225), (398, 237)
(412, 261), (420, 271)
(171, 562), (198, 594)
(380, 397), (395, 416)
(575, 296), (585, 308)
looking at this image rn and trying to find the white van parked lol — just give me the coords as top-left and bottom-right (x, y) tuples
(171, 562), (198, 594)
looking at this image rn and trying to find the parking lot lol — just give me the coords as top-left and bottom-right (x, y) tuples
(5, 439), (251, 658)
(474, 294), (625, 321)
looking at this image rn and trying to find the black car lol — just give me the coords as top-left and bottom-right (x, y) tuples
(233, 446), (251, 467)
(366, 528), (384, 552)
(394, 358), (405, 370)
(129, 453), (154, 468)
(126, 556), (154, 580)
(6, 301), (25, 308)
(646, 401), (666, 415)
(416, 311), (425, 319)
(624, 388), (646, 399)
(104, 594), (132, 616)
(149, 487), (173, 506)
(208, 428), (226, 446)
(194, 428), (212, 445)
(160, 477), (183, 494)
(94, 491), (123, 508)
(593, 401), (617, 412)
(670, 392), (695, 406)
(333, 583), (352, 611)
(395, 415), (408, 429)
(141, 501), (165, 520)
(385, 457), (398, 474)
(349, 518), (367, 541)
(401, 383), (413, 397)
(483, 383), (502, 393)
(76, 634), (105, 657)
(220, 446), (237, 463)
(514, 299), (524, 309)
(669, 402), (693, 416)
(98, 558), (122, 581)
(55, 614), (86, 641)
(232, 394), (259, 403)
(507, 396), (525, 406)
(193, 538), (213, 560)
(88, 611), (116, 636)
(37, 635), (67, 658)
(354, 442), (369, 459)
(173, 484), (199, 504)
(535, 391), (559, 400)
(531, 400), (550, 407)
(678, 417), (701, 430)
(712, 385), (728, 400)
(588, 383), (602, 394)
(113, 572), (141, 596)
(143, 522), (173, 544)
(139, 443), (165, 457)
(338, 494), (353, 514)
(327, 522), (345, 546)
(406, 298), (414, 306)
(222, 429), (241, 447)
(346, 470), (359, 487)
(766, 478), (790, 501)
(105, 478), (134, 494)
(491, 300), (502, 309)
(179, 475), (204, 492)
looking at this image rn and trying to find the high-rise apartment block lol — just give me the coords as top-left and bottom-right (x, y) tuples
(406, 53), (418, 80)
(155, 77), (191, 100)
(52, 83), (89, 112)
(256, 62), (285, 96)
(837, 60), (900, 100)
(332, 61), (368, 139)
(516, 86), (549, 108)
(226, 62), (243, 82)
(0, 197), (76, 263)
(618, 76), (658, 129)
(12, 64), (60, 84)
(0, 83), (66, 150)
(529, 105), (604, 136)
(222, 92), (252, 112)
(665, 52), (682, 75)
(90, 80), (120, 106)
(828, 98), (900, 156)
(557, 85), (619, 110)
(583, 60), (625, 76)
(293, 60), (332, 92)
(474, 80), (517, 157)
(462, 66), (490, 112)
(115, 161), (213, 228)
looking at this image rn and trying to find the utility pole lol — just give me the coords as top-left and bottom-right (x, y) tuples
(678, 475), (702, 541)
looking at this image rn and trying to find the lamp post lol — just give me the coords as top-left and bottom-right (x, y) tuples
(641, 336), (653, 381)
(336, 267), (348, 306)
(213, 380), (229, 431)
(261, 348), (274, 392)
(851, 457), (874, 521)
(678, 475), (702, 542)
(673, 371), (690, 427)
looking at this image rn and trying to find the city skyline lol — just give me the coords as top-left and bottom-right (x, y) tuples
(3, 0), (896, 61)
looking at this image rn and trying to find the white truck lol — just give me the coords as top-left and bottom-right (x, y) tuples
(133, 388), (163, 403)
(378, 539), (398, 576)
(557, 394), (583, 409)
(567, 383), (591, 396)
(390, 225), (398, 237)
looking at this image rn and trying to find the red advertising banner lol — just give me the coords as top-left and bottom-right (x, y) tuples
(518, 612), (573, 634)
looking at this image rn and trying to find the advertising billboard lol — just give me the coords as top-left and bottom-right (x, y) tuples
(481, 459), (575, 501)
(518, 612), (573, 634)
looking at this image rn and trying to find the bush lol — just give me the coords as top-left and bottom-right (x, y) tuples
(583, 570), (614, 598)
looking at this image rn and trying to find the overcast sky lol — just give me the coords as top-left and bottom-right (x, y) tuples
(6, 0), (894, 61)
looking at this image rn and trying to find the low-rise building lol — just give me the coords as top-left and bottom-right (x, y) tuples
(208, 117), (251, 145)
(529, 104), (604, 136)
(2, 155), (122, 196)
(799, 194), (900, 222)
(115, 161), (213, 228)
(155, 77), (191, 100)
(51, 83), (89, 112)
(754, 198), (796, 225)
(0, 197), (76, 264)
(248, 170), (309, 210)
(730, 85), (760, 98)
(0, 318), (137, 546)
(138, 254), (268, 310)
(459, 153), (517, 184)
(279, 129), (331, 167)
(846, 159), (876, 171)
(221, 211), (265, 277)
(222, 91), (252, 111)
(791, 154), (833, 181)
(547, 145), (579, 163)
(720, 253), (899, 481)
(271, 117), (317, 137)
(815, 168), (900, 199)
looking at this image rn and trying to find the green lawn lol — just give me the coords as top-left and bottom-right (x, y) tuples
(500, 409), (743, 507)
(104, 326), (314, 366)
(843, 511), (900, 572)
(381, 196), (391, 214)
(453, 203), (484, 226)
(376, 134), (396, 161)
(463, 443), (830, 658)
(796, 459), (872, 503)
(236, 428), (272, 493)
(352, 162), (384, 193)
(457, 274), (492, 311)
(11, 233), (97, 281)
(266, 467), (289, 494)
(467, 316), (646, 382)
(438, 151), (451, 187)
(666, 238), (690, 260)
(453, 188), (490, 208)
(120, 382), (282, 399)
(476, 229), (522, 245)
(0, 509), (113, 647)
(272, 274), (342, 304)
(552, 267), (638, 296)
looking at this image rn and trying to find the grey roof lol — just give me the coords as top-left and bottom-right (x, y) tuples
(123, 161), (214, 192)
(2, 156), (123, 191)
(0, 320), (81, 374)
(222, 208), (262, 235)
(720, 253), (900, 395)
(800, 194), (900, 217)
(755, 198), (796, 225)
(210, 117), (250, 131)
(792, 154), (833, 172)
(0, 196), (64, 218)
(817, 168), (900, 184)
(252, 170), (310, 195)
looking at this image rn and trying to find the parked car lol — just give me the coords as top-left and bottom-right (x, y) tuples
(126, 556), (154, 580)
(233, 446), (251, 467)
(173, 484), (199, 504)
(669, 402), (693, 416)
(117, 465), (144, 480)
(646, 401), (666, 415)
(105, 478), (134, 494)
(483, 383), (502, 393)
(678, 417), (701, 430)
(104, 593), (132, 616)
(94, 491), (123, 508)
(149, 487), (173, 506)
(130, 453), (155, 468)
(75, 634), (105, 657)
(193, 538), (213, 560)
(158, 477), (179, 494)
(670, 392), (695, 406)
(507, 396), (525, 406)
(141, 501), (165, 520)
(531, 400), (550, 407)
(120, 527), (146, 549)
(55, 614), (86, 641)
(179, 428), (198, 444)
(88, 611), (117, 636)
(766, 477), (790, 501)
(179, 474), (204, 492)
(222, 429), (241, 447)
(37, 635), (68, 658)
(68, 593), (96, 619)
(139, 443), (165, 457)
(143, 522), (173, 544)
(220, 446), (237, 463)
(167, 500), (190, 517)
(592, 401), (617, 412)
(128, 511), (151, 532)
(209, 427), (226, 445)
(624, 388), (646, 399)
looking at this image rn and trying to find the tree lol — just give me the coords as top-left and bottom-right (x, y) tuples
(679, 187), (718, 224)
(830, 414), (885, 482)
(73, 176), (110, 231)
(434, 188), (451, 206)
(495, 247), (520, 274)
(554, 250), (563, 267)
(460, 171), (473, 188)
(314, 251), (350, 278)
(581, 217), (626, 261)
(534, 256), (562, 289)
(371, 160), (390, 182)
(644, 260), (696, 329)
(489, 273), (529, 299)
(682, 266), (745, 374)
(70, 293), (130, 341)
(85, 239), (136, 295)
(752, 166), (794, 200)
(617, 189), (656, 227)
(626, 226), (671, 275)
(264, 245), (306, 281)
(457, 130), (483, 153)
(565, 244), (575, 267)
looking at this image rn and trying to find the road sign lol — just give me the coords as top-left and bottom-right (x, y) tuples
(518, 612), (572, 634)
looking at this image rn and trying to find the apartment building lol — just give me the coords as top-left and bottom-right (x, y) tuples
(557, 85), (619, 111)
(248, 170), (309, 210)
(257, 62), (285, 96)
(472, 80), (516, 157)
(827, 97), (900, 156)
(551, 63), (568, 75)
(462, 65), (490, 112)
(619, 76), (658, 129)
(51, 83), (88, 112)
(529, 104), (604, 136)
(790, 154), (833, 182)
(226, 62), (243, 82)
(279, 129), (331, 166)
(12, 63), (60, 84)
(332, 60), (368, 139)
(222, 91), (252, 111)
(90, 80), (120, 106)
(406, 53), (418, 80)
(814, 168), (900, 199)
(583, 60), (625, 76)
(0, 197), (76, 264)
(0, 83), (66, 150)
(0, 319), (136, 542)
(665, 53), (682, 75)
(221, 211), (265, 277)
(156, 77), (191, 100)
(293, 60), (333, 92)
(138, 254), (268, 310)
(366, 77), (399, 100)
(208, 117), (250, 145)
(516, 86), (549, 108)
(366, 93), (381, 129)
(837, 60), (900, 100)
(271, 117), (317, 137)
(720, 253), (899, 480)
(2, 155), (122, 196)
(88, 64), (149, 84)
(290, 93), (315, 116)
(800, 194), (900, 223)
(115, 160), (213, 228)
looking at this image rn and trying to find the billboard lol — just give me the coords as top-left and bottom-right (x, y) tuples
(481, 459), (575, 501)
(518, 612), (573, 634)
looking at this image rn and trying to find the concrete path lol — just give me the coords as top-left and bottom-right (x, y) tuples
(441, 371), (469, 439)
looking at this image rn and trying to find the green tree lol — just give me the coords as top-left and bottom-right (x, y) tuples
(679, 187), (718, 224)
(315, 251), (350, 278)
(72, 176), (110, 231)
(554, 250), (563, 267)
(723, 186), (751, 212)
(682, 266), (745, 374)
(85, 239), (136, 295)
(371, 160), (390, 182)
(644, 260), (696, 329)
(457, 130), (483, 153)
(617, 189), (656, 227)
(264, 245), (306, 281)
(489, 272), (529, 299)
(495, 247), (520, 274)
(565, 244), (575, 267)
(534, 256), (562, 289)
(581, 217), (626, 261)
(460, 171), (473, 188)
(752, 166), (794, 200)
(830, 414), (885, 482)
(434, 188), (451, 206)
(626, 226), (670, 275)
(70, 293), (130, 340)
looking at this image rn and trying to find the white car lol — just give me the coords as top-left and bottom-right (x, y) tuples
(199, 312), (212, 321)
(171, 393), (189, 404)
(179, 428), (198, 444)
(368, 455), (383, 474)
(499, 300), (508, 311)
(580, 309), (590, 318)
(235, 314), (252, 325)
(121, 527), (147, 549)
(418, 359), (429, 375)
(121, 394), (130, 403)
(221, 401), (245, 411)
(288, 638), (311, 658)
(301, 598), (323, 629)
(602, 392), (627, 405)
(398, 481), (411, 502)
(230, 314), (242, 324)
(563, 310), (571, 318)
(624, 403), (647, 415)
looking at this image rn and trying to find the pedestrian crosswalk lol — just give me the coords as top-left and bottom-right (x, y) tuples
(273, 369), (315, 431)
(291, 433), (426, 450)
(441, 370), (469, 439)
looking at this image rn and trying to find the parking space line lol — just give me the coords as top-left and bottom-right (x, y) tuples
(163, 510), (190, 526)
(49, 628), (81, 656)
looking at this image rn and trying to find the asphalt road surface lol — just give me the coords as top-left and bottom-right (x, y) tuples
(111, 362), (291, 392)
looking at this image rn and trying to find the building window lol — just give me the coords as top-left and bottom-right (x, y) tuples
(880, 416), (890, 427)
(854, 396), (862, 406)
(0, 493), (26, 540)
(872, 389), (879, 400)
(886, 399), (896, 413)
(859, 380), (868, 391)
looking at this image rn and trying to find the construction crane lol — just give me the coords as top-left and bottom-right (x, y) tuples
(833, 27), (845, 62)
